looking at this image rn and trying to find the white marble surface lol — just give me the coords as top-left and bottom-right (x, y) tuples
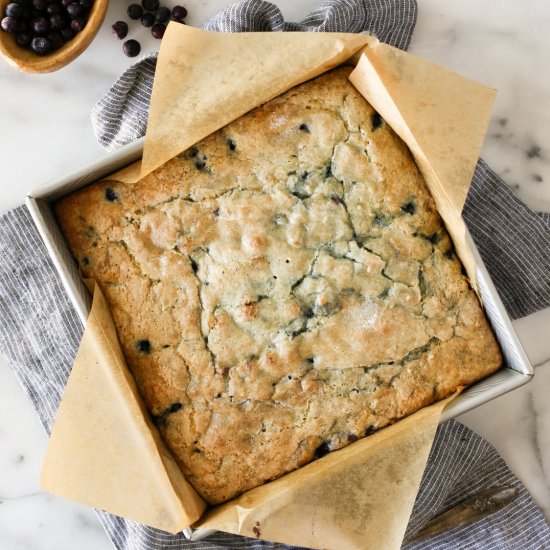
(0, 1), (549, 548)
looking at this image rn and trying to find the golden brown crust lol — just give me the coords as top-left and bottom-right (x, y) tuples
(55, 67), (502, 504)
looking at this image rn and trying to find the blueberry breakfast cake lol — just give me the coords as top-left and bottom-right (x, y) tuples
(55, 67), (502, 505)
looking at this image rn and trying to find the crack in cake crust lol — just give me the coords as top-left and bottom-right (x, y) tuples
(55, 67), (502, 505)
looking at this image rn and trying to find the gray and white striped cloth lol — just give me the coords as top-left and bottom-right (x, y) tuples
(1, 0), (549, 549)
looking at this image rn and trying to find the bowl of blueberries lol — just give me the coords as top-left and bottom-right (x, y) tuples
(0, 0), (188, 72)
(0, 0), (107, 72)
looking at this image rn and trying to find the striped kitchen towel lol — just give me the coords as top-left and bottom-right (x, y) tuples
(0, 1), (549, 549)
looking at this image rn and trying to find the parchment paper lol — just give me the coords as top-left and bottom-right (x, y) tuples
(41, 282), (206, 534)
(41, 24), (496, 547)
(195, 397), (455, 550)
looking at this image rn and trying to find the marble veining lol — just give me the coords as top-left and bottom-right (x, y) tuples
(0, 1), (549, 548)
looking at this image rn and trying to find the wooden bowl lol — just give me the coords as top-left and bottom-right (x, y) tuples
(0, 0), (108, 73)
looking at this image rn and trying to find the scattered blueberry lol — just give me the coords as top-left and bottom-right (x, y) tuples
(1, 16), (17, 32)
(111, 20), (127, 39)
(80, 0), (92, 10)
(60, 0), (74, 5)
(32, 0), (46, 10)
(171, 5), (187, 20)
(66, 2), (83, 18)
(151, 22), (164, 38)
(140, 12), (154, 27)
(6, 3), (23, 18)
(31, 35), (50, 54)
(16, 18), (27, 31)
(15, 30), (32, 45)
(155, 5), (169, 22)
(127, 3), (142, 19)
(123, 38), (140, 57)
(141, 0), (158, 11)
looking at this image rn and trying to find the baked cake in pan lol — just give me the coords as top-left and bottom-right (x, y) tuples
(55, 67), (502, 504)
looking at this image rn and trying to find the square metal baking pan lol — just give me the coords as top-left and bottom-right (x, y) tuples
(26, 137), (534, 541)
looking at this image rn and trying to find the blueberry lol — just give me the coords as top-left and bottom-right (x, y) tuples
(12, 0), (30, 6)
(1, 16), (18, 32)
(16, 17), (27, 30)
(151, 22), (164, 38)
(33, 16), (49, 33)
(364, 425), (377, 436)
(137, 339), (151, 353)
(79, 0), (92, 10)
(126, 3), (142, 19)
(6, 3), (23, 18)
(400, 201), (416, 215)
(168, 402), (182, 413)
(32, 0), (47, 9)
(66, 2), (82, 18)
(60, 0), (74, 5)
(372, 112), (383, 130)
(15, 30), (32, 45)
(171, 5), (187, 19)
(140, 12), (154, 27)
(48, 30), (63, 48)
(428, 232), (441, 244)
(444, 248), (454, 260)
(155, 5), (169, 22)
(49, 14), (64, 30)
(104, 187), (118, 201)
(60, 25), (73, 40)
(111, 20), (127, 39)
(123, 38), (140, 57)
(141, 0), (158, 11)
(31, 35), (50, 54)
(314, 441), (330, 459)
(46, 2), (61, 14)
(70, 16), (84, 31)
